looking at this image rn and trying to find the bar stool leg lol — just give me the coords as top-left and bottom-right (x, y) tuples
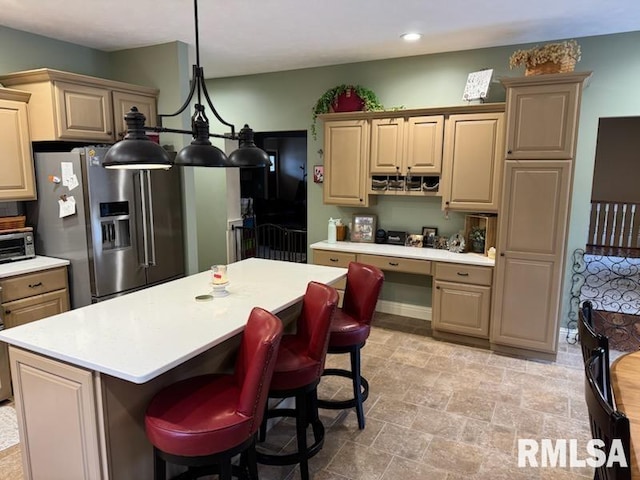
(246, 437), (259, 480)
(219, 457), (232, 480)
(153, 448), (166, 480)
(351, 347), (365, 430)
(296, 391), (310, 480)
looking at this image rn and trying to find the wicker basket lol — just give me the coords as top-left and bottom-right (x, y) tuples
(0, 215), (26, 230)
(525, 57), (576, 76)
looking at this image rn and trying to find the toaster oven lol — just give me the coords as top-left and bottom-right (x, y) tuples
(0, 227), (36, 263)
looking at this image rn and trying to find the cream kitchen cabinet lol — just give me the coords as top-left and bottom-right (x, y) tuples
(0, 88), (36, 201)
(322, 119), (372, 206)
(1, 266), (70, 328)
(369, 115), (444, 176)
(313, 249), (356, 306)
(432, 262), (492, 340)
(0, 68), (158, 143)
(441, 112), (505, 213)
(491, 72), (591, 359)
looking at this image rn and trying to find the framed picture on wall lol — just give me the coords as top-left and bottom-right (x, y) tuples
(313, 165), (324, 183)
(351, 214), (377, 243)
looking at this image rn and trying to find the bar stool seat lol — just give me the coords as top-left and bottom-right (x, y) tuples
(145, 307), (283, 480)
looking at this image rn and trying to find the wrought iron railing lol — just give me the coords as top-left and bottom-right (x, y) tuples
(233, 223), (307, 263)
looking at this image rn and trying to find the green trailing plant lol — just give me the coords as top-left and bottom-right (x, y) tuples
(311, 84), (383, 140)
(469, 226), (486, 243)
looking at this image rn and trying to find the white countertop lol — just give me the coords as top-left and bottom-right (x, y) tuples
(0, 256), (70, 278)
(0, 258), (346, 384)
(310, 241), (495, 267)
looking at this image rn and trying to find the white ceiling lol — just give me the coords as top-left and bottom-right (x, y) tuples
(1, 0), (639, 78)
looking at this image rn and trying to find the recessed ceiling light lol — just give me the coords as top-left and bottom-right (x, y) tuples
(401, 33), (422, 42)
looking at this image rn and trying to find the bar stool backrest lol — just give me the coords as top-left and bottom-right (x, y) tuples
(342, 262), (384, 326)
(579, 300), (612, 404)
(296, 281), (338, 365)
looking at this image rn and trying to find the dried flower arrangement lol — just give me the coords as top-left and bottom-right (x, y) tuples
(509, 40), (581, 76)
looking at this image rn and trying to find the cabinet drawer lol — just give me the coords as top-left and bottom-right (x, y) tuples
(0, 267), (68, 302)
(313, 250), (356, 268)
(358, 254), (431, 275)
(434, 263), (492, 286)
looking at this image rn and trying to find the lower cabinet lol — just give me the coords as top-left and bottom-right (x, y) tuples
(432, 263), (493, 339)
(9, 347), (102, 480)
(3, 290), (69, 329)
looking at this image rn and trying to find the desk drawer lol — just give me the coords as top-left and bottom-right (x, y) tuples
(313, 250), (356, 268)
(434, 263), (492, 286)
(0, 267), (68, 302)
(358, 254), (431, 275)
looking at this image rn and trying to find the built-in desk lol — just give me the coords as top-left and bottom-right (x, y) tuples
(310, 241), (495, 346)
(0, 258), (346, 480)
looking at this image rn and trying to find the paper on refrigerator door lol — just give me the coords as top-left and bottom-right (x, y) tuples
(58, 196), (77, 218)
(67, 174), (80, 191)
(61, 162), (74, 187)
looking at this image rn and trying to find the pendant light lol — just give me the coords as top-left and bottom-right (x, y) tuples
(103, 0), (270, 169)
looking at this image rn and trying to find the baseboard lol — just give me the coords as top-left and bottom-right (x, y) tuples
(376, 300), (431, 321)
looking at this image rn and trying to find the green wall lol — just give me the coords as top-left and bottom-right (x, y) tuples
(0, 26), (110, 77)
(203, 31), (640, 323)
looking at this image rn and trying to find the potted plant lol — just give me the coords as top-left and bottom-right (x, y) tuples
(509, 39), (581, 76)
(311, 84), (383, 139)
(469, 227), (486, 254)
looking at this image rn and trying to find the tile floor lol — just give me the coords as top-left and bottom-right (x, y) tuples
(0, 313), (617, 480)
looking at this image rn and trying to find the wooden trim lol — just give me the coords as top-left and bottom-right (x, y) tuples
(318, 102), (505, 122)
(0, 87), (31, 103)
(0, 68), (159, 96)
(500, 71), (592, 88)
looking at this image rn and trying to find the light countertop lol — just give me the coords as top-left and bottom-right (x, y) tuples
(0, 258), (346, 384)
(0, 256), (70, 278)
(310, 241), (495, 267)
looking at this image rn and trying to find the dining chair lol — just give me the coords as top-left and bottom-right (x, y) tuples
(144, 307), (283, 480)
(256, 281), (338, 480)
(579, 300), (613, 404)
(585, 348), (631, 480)
(317, 261), (384, 429)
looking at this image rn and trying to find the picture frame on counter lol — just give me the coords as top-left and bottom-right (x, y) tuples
(422, 227), (438, 248)
(351, 214), (377, 243)
(405, 234), (423, 248)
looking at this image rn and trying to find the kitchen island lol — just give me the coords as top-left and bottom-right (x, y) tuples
(0, 258), (347, 480)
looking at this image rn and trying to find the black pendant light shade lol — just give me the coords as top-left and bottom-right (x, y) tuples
(228, 125), (272, 168)
(173, 115), (233, 167)
(103, 107), (172, 170)
(103, 0), (270, 170)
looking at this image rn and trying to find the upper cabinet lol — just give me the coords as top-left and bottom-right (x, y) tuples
(0, 88), (36, 201)
(323, 119), (371, 206)
(0, 69), (158, 143)
(441, 112), (505, 212)
(370, 115), (444, 175)
(320, 104), (504, 206)
(504, 78), (581, 159)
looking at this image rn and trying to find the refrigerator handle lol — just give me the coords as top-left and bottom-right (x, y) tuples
(139, 171), (150, 267)
(146, 170), (157, 266)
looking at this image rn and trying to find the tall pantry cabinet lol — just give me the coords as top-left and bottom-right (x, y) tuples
(490, 72), (592, 358)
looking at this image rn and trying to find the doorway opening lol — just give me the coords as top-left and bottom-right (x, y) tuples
(235, 130), (308, 262)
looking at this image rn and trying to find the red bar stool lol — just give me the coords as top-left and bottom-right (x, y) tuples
(256, 281), (338, 480)
(317, 262), (384, 429)
(144, 307), (283, 480)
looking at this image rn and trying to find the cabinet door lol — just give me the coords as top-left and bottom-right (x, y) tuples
(505, 82), (580, 159)
(0, 98), (36, 200)
(0, 345), (10, 401)
(323, 120), (370, 206)
(112, 90), (158, 140)
(433, 280), (491, 338)
(405, 115), (444, 175)
(54, 81), (114, 141)
(10, 347), (102, 480)
(3, 289), (70, 329)
(442, 112), (504, 212)
(370, 118), (404, 174)
(490, 160), (572, 353)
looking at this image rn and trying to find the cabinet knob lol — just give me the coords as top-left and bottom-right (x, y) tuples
(4, 310), (10, 315)
(389, 262), (399, 266)
(435, 286), (440, 290)
(107, 131), (113, 136)
(456, 272), (469, 277)
(359, 198), (363, 202)
(329, 258), (339, 262)
(28, 282), (43, 288)
(507, 149), (513, 154)
(445, 201), (450, 205)
(500, 253), (505, 257)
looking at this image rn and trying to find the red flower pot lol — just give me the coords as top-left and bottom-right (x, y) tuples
(331, 89), (364, 112)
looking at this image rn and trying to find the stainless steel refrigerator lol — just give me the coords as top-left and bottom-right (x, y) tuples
(28, 146), (184, 308)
